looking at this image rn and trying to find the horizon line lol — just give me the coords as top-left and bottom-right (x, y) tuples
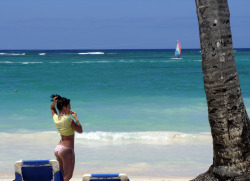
(0, 48), (249, 51)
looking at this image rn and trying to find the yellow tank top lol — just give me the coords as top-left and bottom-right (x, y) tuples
(53, 114), (74, 136)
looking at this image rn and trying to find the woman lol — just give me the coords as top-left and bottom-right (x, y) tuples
(50, 94), (83, 181)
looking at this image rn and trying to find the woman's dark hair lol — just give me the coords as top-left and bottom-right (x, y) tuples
(51, 94), (70, 111)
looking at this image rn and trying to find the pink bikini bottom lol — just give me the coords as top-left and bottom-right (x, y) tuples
(54, 145), (74, 157)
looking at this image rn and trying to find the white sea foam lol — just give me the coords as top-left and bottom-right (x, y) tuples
(21, 62), (43, 64)
(14, 53), (26, 55)
(0, 61), (13, 64)
(72, 61), (113, 63)
(119, 60), (135, 63)
(39, 53), (46, 55)
(0, 131), (211, 146)
(75, 131), (212, 145)
(78, 52), (104, 55)
(0, 61), (44, 64)
(50, 62), (60, 63)
(0, 53), (25, 55)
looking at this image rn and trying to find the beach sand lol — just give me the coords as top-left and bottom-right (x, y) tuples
(0, 132), (211, 181)
(0, 176), (194, 181)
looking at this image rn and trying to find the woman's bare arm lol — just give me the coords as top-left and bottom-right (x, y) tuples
(71, 111), (83, 133)
(51, 97), (58, 116)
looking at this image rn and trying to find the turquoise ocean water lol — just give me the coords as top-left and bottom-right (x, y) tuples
(0, 49), (250, 177)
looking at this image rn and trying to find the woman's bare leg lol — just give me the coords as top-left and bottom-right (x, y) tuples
(55, 153), (64, 176)
(60, 149), (75, 181)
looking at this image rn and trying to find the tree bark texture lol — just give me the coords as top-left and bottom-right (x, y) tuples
(193, 0), (250, 180)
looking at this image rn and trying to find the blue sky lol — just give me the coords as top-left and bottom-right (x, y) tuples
(0, 0), (249, 49)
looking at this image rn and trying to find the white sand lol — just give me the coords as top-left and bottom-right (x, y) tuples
(0, 132), (210, 181)
(0, 176), (194, 181)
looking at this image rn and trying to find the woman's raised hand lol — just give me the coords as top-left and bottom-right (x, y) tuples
(70, 111), (77, 119)
(53, 96), (58, 103)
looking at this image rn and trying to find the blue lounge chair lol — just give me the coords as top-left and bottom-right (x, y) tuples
(82, 173), (129, 181)
(14, 160), (63, 181)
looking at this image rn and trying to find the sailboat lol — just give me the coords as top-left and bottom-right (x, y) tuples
(171, 40), (182, 59)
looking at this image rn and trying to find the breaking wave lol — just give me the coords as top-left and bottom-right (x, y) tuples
(78, 52), (104, 55)
(0, 53), (25, 55)
(75, 131), (211, 145)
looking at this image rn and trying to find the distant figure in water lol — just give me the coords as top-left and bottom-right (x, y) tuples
(50, 94), (83, 181)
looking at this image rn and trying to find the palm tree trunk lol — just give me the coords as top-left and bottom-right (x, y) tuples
(193, 0), (250, 180)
